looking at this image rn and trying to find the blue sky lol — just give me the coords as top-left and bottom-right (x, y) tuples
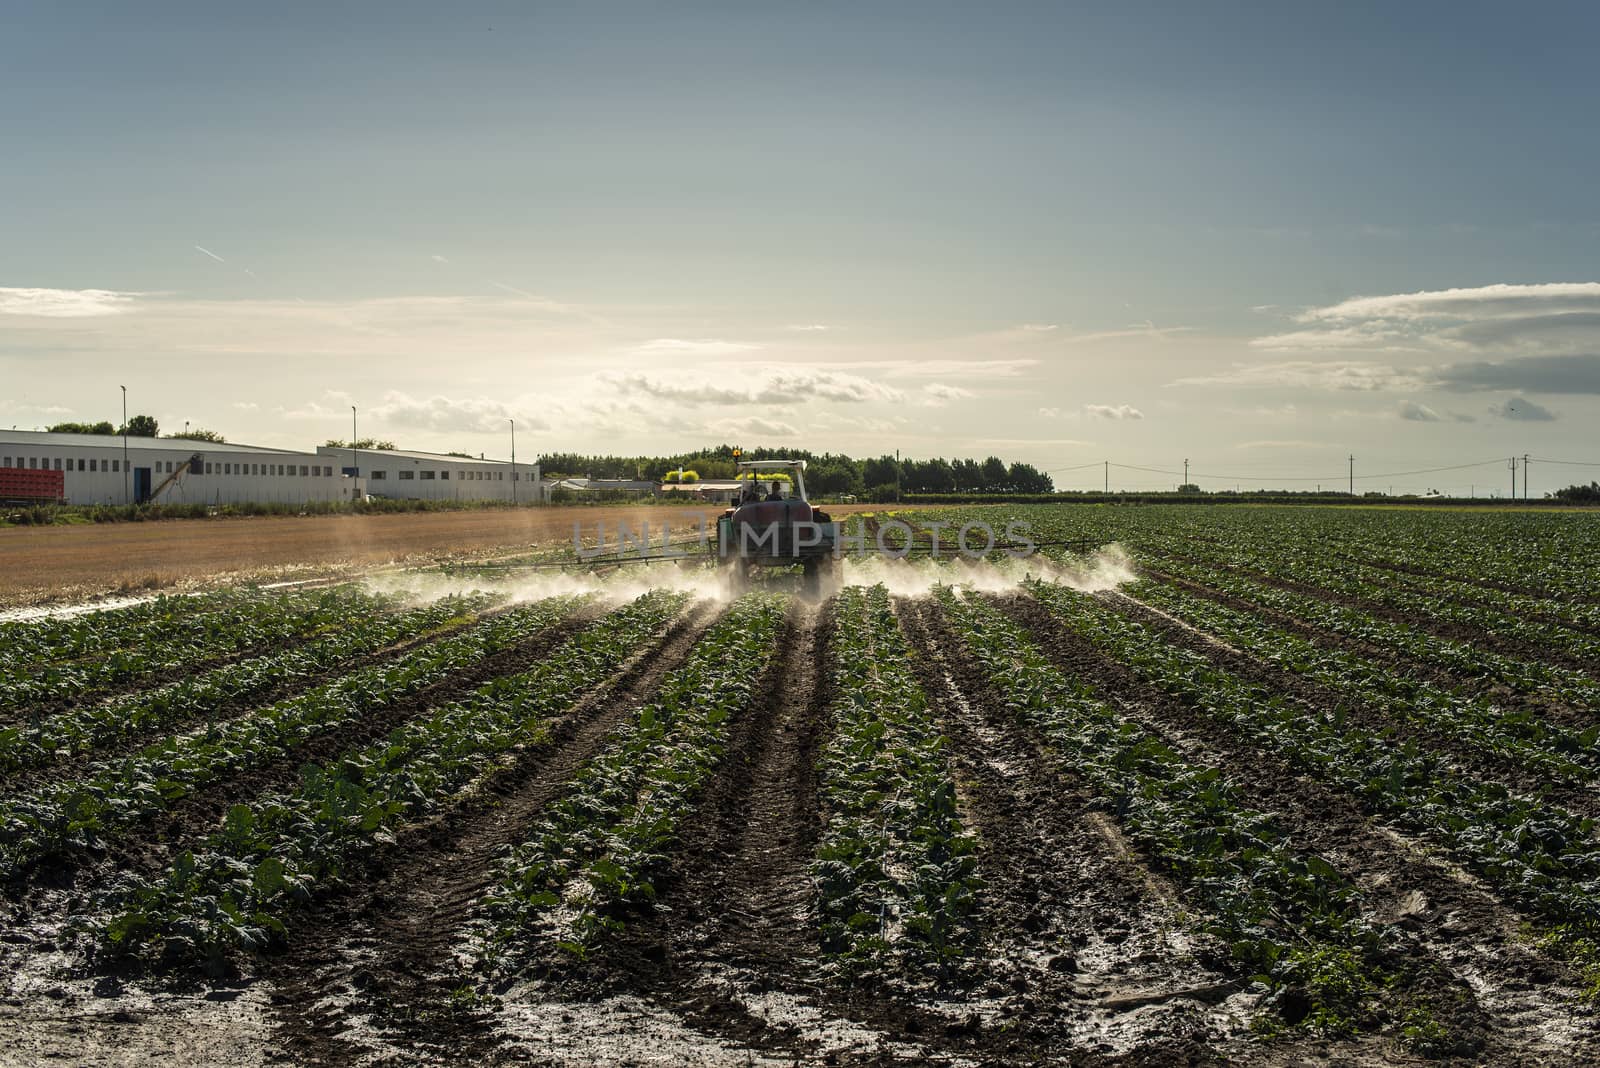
(3, 2), (1599, 492)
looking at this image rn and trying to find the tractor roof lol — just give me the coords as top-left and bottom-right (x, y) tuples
(736, 459), (807, 471)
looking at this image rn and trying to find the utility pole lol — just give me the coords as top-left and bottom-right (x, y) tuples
(351, 406), (359, 502)
(510, 418), (517, 505)
(895, 448), (901, 502)
(1509, 456), (1516, 499)
(1523, 454), (1530, 501)
(1348, 454), (1354, 496)
(1104, 460), (1109, 494)
(1184, 458), (1189, 487)
(120, 385), (129, 505)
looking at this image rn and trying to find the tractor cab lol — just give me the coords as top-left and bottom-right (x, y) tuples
(717, 459), (840, 597)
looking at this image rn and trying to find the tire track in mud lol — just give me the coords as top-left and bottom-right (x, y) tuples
(896, 596), (1233, 1063)
(589, 598), (836, 1061)
(1105, 588), (1600, 820)
(999, 591), (1599, 1064)
(261, 600), (726, 1067)
(603, 595), (1071, 1067)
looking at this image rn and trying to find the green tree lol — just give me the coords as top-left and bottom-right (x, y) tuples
(325, 438), (396, 450)
(980, 456), (1008, 489)
(166, 428), (226, 443)
(48, 420), (116, 435)
(120, 414), (159, 437)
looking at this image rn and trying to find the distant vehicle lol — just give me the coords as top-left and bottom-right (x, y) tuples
(716, 459), (840, 597)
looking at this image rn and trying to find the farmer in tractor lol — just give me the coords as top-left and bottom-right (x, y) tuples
(766, 479), (783, 501)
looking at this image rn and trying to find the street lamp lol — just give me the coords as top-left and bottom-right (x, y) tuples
(350, 406), (358, 502)
(120, 385), (129, 505)
(510, 418), (516, 505)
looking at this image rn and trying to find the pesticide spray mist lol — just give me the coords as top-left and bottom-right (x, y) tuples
(361, 543), (1137, 606)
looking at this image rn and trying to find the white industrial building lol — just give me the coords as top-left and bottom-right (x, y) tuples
(0, 430), (538, 507)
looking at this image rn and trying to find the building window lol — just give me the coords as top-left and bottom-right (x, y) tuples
(371, 470), (387, 480)
(29, 457), (38, 469)
(420, 470), (435, 480)
(398, 470), (414, 480)
(90, 459), (97, 472)
(78, 459), (86, 471)
(205, 462), (212, 474)
(54, 458), (62, 471)
(440, 470), (449, 480)
(2, 457), (9, 467)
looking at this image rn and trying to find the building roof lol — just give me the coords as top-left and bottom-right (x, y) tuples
(0, 429), (305, 455)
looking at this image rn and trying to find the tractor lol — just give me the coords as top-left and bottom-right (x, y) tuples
(716, 459), (841, 598)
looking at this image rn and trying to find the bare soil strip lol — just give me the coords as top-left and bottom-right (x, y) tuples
(897, 597), (1235, 1063)
(585, 599), (836, 1059)
(1106, 588), (1600, 819)
(260, 600), (725, 1066)
(999, 592), (1599, 1063)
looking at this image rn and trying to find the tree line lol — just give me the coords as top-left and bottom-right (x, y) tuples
(48, 417), (224, 442)
(538, 444), (1054, 498)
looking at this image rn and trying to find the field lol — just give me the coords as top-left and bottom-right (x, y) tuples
(1, 503), (1597, 1066)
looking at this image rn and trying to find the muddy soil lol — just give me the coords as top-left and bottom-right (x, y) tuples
(996, 591), (1600, 1064)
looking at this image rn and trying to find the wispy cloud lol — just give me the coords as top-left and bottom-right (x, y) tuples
(193, 245), (227, 264)
(635, 337), (761, 357)
(713, 415), (800, 437)
(1488, 395), (1557, 421)
(1173, 360), (1425, 392)
(921, 383), (975, 407)
(1305, 282), (1600, 322)
(1084, 403), (1144, 420)
(603, 369), (903, 407)
(1398, 400), (1441, 422)
(0, 287), (142, 317)
(368, 390), (550, 434)
(783, 323), (830, 332)
(1434, 353), (1600, 394)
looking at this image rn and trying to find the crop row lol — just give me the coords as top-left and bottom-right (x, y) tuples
(935, 586), (1403, 1032)
(1026, 581), (1600, 953)
(1, 586), (396, 712)
(479, 592), (788, 966)
(99, 590), (692, 965)
(812, 585), (980, 975)
(1131, 579), (1600, 785)
(1150, 535), (1600, 666)
(2, 588), (390, 703)
(1147, 555), (1600, 709)
(0, 595), (584, 878)
(0, 586), (333, 673)
(0, 595), (496, 778)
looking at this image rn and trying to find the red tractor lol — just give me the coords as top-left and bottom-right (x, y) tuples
(716, 459), (841, 598)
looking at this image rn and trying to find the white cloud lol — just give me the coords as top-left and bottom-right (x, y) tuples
(842, 358), (1039, 379)
(603, 369), (903, 407)
(1398, 400), (1442, 422)
(784, 324), (830, 332)
(635, 337), (760, 356)
(231, 401), (260, 411)
(1488, 395), (1557, 421)
(713, 416), (800, 438)
(1305, 283), (1600, 322)
(1173, 361), (1425, 392)
(1037, 406), (1061, 419)
(368, 391), (550, 434)
(1083, 403), (1144, 420)
(921, 383), (975, 407)
(1019, 323), (1058, 332)
(0, 287), (142, 317)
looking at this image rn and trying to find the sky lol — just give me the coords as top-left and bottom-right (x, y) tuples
(3, 1), (1599, 495)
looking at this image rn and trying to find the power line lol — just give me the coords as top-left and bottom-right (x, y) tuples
(1530, 457), (1600, 467)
